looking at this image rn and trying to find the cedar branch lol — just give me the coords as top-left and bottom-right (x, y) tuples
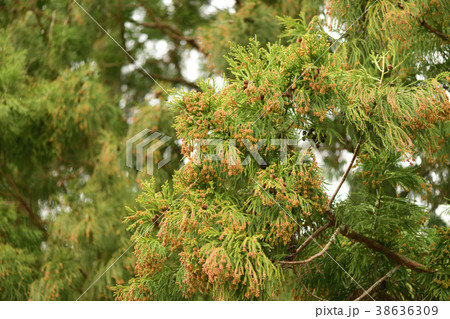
(340, 226), (433, 273)
(354, 265), (401, 301)
(293, 267), (327, 301)
(0, 154), (47, 236)
(290, 222), (332, 258)
(418, 19), (449, 42)
(145, 72), (199, 90)
(137, 3), (200, 50)
(397, 4), (449, 42)
(327, 138), (362, 214)
(122, 51), (198, 89)
(280, 227), (339, 265)
(136, 20), (200, 49)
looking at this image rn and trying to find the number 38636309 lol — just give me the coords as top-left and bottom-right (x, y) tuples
(376, 306), (438, 316)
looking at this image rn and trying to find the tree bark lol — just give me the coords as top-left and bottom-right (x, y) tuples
(340, 226), (433, 273)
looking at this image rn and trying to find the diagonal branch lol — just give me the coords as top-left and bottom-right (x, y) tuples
(136, 20), (200, 49)
(145, 72), (199, 90)
(397, 4), (449, 42)
(31, 8), (48, 42)
(0, 154), (47, 236)
(290, 222), (332, 258)
(418, 19), (449, 42)
(137, 3), (200, 50)
(293, 266), (327, 301)
(354, 265), (401, 301)
(280, 227), (340, 265)
(327, 138), (362, 213)
(321, 135), (434, 273)
(340, 226), (433, 273)
(122, 49), (198, 89)
(117, 5), (198, 90)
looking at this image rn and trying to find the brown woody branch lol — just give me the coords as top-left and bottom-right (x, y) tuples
(145, 72), (199, 90)
(280, 227), (340, 265)
(65, 1), (73, 25)
(322, 137), (434, 274)
(137, 20), (200, 49)
(48, 10), (56, 45)
(110, 2), (199, 90)
(0, 166), (48, 236)
(290, 222), (332, 258)
(354, 265), (401, 301)
(340, 226), (433, 273)
(137, 3), (200, 50)
(0, 158), (47, 236)
(418, 19), (449, 42)
(275, 131), (433, 273)
(327, 138), (362, 215)
(293, 266), (327, 301)
(397, 4), (449, 42)
(79, 268), (88, 279)
(31, 8), (48, 41)
(121, 46), (198, 89)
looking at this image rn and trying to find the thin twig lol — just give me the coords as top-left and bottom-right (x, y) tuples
(280, 227), (340, 265)
(31, 8), (48, 41)
(138, 3), (200, 49)
(354, 265), (401, 301)
(327, 138), (362, 212)
(0, 156), (47, 236)
(47, 10), (56, 46)
(291, 222), (332, 257)
(312, 260), (325, 279)
(145, 72), (199, 89)
(293, 266), (327, 301)
(137, 20), (199, 48)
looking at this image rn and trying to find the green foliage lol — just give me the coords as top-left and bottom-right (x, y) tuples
(200, 1), (282, 75)
(0, 0), (186, 300)
(117, 7), (449, 301)
(0, 203), (43, 300)
(199, 0), (322, 75)
(1, 0), (449, 302)
(328, 0), (449, 81)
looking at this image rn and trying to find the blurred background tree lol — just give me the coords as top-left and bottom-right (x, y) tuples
(0, 0), (197, 300)
(0, 0), (448, 301)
